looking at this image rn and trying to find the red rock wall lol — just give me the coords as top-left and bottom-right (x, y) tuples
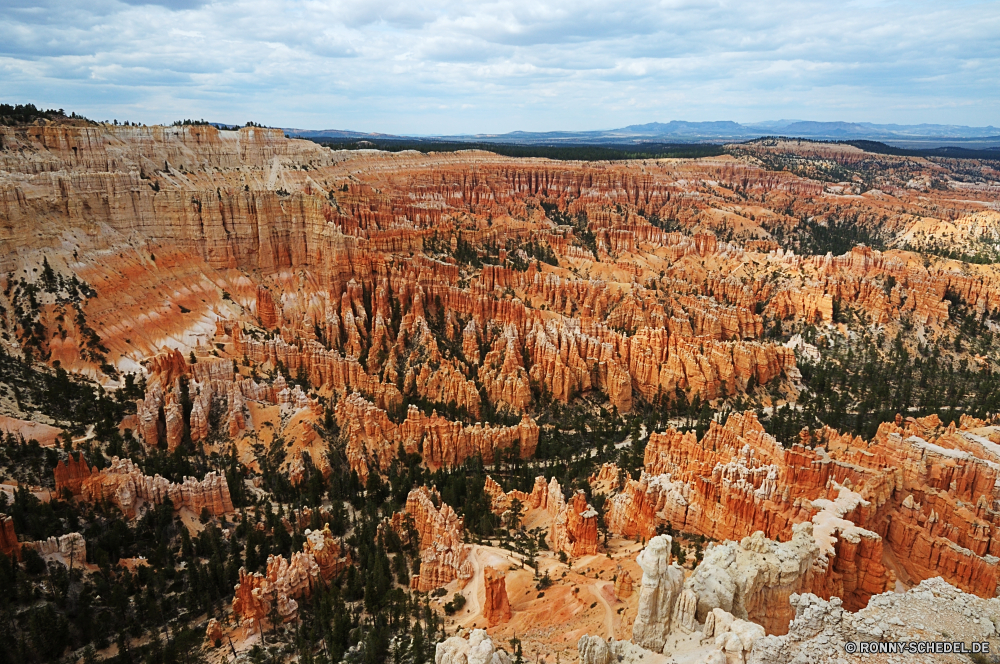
(54, 452), (92, 496)
(0, 515), (19, 560)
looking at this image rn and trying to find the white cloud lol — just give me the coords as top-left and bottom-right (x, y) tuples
(0, 0), (998, 132)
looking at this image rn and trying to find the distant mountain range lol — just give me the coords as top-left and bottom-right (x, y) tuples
(283, 120), (1000, 148)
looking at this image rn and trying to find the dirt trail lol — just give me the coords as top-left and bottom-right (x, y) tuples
(589, 581), (615, 639)
(452, 545), (494, 630)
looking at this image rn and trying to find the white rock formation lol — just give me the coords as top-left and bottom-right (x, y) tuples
(631, 534), (689, 652)
(21, 532), (87, 563)
(436, 629), (512, 664)
(749, 577), (1000, 664)
(684, 522), (819, 634)
(699, 608), (765, 664)
(577, 635), (660, 664)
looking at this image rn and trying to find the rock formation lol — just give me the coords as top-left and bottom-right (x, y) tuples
(589, 462), (623, 496)
(132, 353), (325, 473)
(0, 416), (63, 447)
(483, 475), (551, 517)
(549, 488), (600, 557)
(749, 577), (1000, 664)
(577, 636), (661, 664)
(231, 525), (349, 634)
(605, 411), (919, 609)
(21, 532), (87, 565)
(336, 393), (538, 481)
(5, 103), (1000, 664)
(582, 566), (1000, 664)
(485, 474), (601, 557)
(205, 619), (223, 644)
(54, 452), (92, 496)
(1, 124), (995, 414)
(0, 515), (19, 559)
(435, 629), (511, 664)
(701, 609), (766, 664)
(614, 568), (633, 599)
(684, 523), (820, 635)
(302, 525), (350, 580)
(631, 535), (689, 652)
(232, 552), (319, 632)
(482, 566), (512, 626)
(77, 457), (234, 518)
(387, 487), (473, 592)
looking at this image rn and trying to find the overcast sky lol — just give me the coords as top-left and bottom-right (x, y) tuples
(2, 0), (999, 134)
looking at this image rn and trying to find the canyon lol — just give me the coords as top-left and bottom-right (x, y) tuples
(1, 120), (999, 663)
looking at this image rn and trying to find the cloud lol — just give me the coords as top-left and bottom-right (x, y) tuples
(0, 0), (998, 133)
(118, 0), (209, 9)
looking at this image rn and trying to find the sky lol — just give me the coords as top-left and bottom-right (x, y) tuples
(2, 0), (999, 134)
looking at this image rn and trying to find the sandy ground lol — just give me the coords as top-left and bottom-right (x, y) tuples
(0, 414), (63, 447)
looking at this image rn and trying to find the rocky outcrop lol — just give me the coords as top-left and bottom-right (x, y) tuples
(701, 609), (766, 664)
(8, 118), (1000, 664)
(79, 457), (234, 518)
(21, 532), (87, 565)
(485, 474), (601, 557)
(684, 523), (820, 635)
(0, 515), (19, 559)
(606, 413), (802, 544)
(3, 124), (993, 408)
(302, 525), (350, 580)
(631, 535), (689, 653)
(132, 354), (325, 466)
(483, 566), (512, 626)
(483, 475), (550, 517)
(336, 393), (538, 481)
(577, 636), (659, 664)
(0, 416), (63, 447)
(389, 487), (473, 592)
(256, 285), (280, 330)
(582, 569), (1000, 664)
(205, 619), (223, 645)
(549, 488), (600, 557)
(615, 568), (634, 599)
(748, 577), (1000, 664)
(232, 327), (403, 412)
(231, 526), (349, 634)
(589, 462), (623, 495)
(806, 483), (895, 612)
(232, 552), (319, 633)
(54, 452), (91, 496)
(163, 397), (184, 451)
(435, 629), (511, 664)
(606, 411), (934, 611)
